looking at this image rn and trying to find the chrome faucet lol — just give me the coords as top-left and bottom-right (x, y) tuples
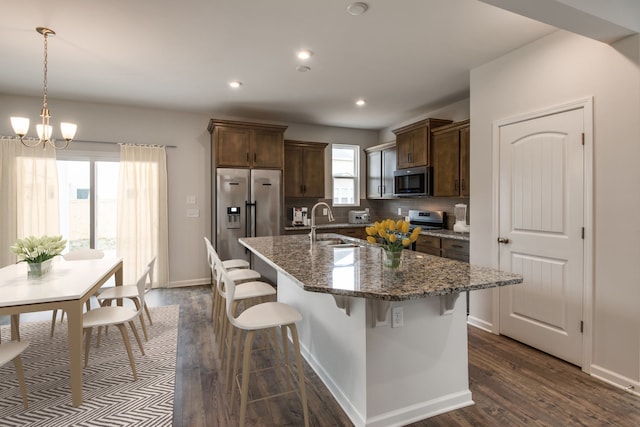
(310, 202), (335, 243)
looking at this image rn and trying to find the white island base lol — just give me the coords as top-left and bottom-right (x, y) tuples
(277, 271), (474, 427)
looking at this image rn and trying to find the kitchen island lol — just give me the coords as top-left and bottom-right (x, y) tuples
(239, 234), (521, 427)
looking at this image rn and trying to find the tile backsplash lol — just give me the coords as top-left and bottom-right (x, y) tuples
(284, 197), (469, 230)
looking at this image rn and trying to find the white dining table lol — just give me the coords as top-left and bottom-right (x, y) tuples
(0, 257), (123, 407)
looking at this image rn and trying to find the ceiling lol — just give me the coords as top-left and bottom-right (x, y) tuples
(0, 0), (557, 130)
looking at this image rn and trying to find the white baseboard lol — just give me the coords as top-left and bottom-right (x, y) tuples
(467, 315), (494, 333)
(166, 278), (211, 288)
(590, 364), (640, 397)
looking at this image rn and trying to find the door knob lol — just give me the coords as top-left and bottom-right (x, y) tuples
(497, 237), (510, 244)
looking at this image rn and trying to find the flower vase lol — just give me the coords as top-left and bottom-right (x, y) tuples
(28, 259), (53, 278)
(383, 249), (402, 270)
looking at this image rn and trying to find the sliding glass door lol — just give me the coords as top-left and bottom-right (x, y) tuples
(57, 159), (119, 257)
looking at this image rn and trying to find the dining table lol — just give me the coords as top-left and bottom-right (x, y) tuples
(0, 257), (123, 407)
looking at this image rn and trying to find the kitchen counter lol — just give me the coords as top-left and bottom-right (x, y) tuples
(421, 228), (470, 242)
(284, 223), (471, 242)
(283, 222), (371, 231)
(239, 234), (515, 301)
(239, 234), (521, 426)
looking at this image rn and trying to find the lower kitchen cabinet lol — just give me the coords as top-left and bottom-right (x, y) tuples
(415, 235), (469, 262)
(324, 227), (367, 240)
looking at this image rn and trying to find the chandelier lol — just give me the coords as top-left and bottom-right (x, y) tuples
(11, 27), (77, 149)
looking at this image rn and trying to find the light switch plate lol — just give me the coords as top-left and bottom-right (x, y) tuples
(187, 208), (200, 218)
(186, 195), (197, 205)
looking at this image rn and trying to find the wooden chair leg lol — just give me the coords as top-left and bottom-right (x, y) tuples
(131, 299), (148, 341)
(289, 324), (310, 427)
(13, 355), (28, 410)
(11, 315), (20, 341)
(128, 320), (145, 355)
(230, 329), (244, 408)
(239, 330), (256, 427)
(224, 321), (236, 392)
(143, 302), (153, 325)
(115, 323), (138, 381)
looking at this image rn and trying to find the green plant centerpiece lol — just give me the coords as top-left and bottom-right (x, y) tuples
(10, 235), (67, 278)
(365, 219), (421, 269)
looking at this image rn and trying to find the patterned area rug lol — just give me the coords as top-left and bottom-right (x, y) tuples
(0, 305), (179, 426)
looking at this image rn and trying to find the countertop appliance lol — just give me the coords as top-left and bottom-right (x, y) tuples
(453, 203), (470, 233)
(393, 166), (431, 197)
(348, 210), (370, 224)
(408, 209), (445, 230)
(216, 168), (281, 261)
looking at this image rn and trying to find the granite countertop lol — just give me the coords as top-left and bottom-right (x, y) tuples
(283, 222), (372, 231)
(239, 234), (521, 301)
(420, 229), (470, 242)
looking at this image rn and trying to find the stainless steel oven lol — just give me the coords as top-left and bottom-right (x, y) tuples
(393, 166), (431, 197)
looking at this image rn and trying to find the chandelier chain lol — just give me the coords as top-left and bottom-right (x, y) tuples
(42, 30), (48, 110)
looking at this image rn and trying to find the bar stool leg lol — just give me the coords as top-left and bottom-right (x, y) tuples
(289, 324), (310, 427)
(239, 330), (256, 427)
(13, 355), (28, 409)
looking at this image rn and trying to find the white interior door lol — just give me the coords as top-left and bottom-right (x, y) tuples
(498, 107), (585, 366)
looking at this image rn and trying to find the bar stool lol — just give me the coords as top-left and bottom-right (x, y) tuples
(203, 237), (258, 336)
(211, 254), (277, 390)
(220, 268), (309, 427)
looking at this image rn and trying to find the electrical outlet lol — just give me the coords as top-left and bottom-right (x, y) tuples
(397, 207), (402, 215)
(323, 208), (328, 215)
(392, 307), (404, 328)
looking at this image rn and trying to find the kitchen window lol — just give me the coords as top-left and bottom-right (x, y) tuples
(332, 144), (359, 206)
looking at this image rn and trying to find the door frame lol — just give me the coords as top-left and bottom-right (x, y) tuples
(491, 97), (594, 373)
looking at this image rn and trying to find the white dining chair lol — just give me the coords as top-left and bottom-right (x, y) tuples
(0, 341), (30, 409)
(220, 267), (309, 427)
(50, 248), (105, 337)
(96, 256), (157, 341)
(82, 265), (150, 380)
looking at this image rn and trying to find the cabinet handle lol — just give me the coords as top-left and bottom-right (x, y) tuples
(246, 152), (249, 162)
(461, 179), (465, 191)
(254, 153), (257, 162)
(378, 185), (381, 196)
(382, 185), (385, 194)
(302, 184), (306, 193)
(455, 180), (459, 191)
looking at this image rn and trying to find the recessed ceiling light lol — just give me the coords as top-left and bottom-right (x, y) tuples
(347, 2), (368, 16)
(296, 65), (311, 73)
(296, 49), (313, 60)
(355, 99), (366, 106)
(228, 81), (242, 88)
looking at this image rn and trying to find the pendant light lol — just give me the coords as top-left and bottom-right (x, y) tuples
(11, 27), (77, 149)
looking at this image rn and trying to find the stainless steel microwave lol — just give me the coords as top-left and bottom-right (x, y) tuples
(393, 166), (431, 197)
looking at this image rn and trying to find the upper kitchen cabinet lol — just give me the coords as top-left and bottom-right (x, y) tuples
(392, 118), (452, 169)
(207, 119), (288, 169)
(284, 140), (328, 198)
(431, 119), (470, 197)
(365, 142), (396, 199)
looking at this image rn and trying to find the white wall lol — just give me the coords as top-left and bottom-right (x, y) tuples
(470, 31), (640, 387)
(0, 96), (379, 286)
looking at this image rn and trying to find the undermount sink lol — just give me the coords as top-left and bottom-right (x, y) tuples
(315, 238), (361, 248)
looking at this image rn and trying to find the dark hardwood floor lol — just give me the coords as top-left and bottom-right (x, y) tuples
(8, 286), (639, 426)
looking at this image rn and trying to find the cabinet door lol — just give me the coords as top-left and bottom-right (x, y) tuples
(302, 147), (325, 197)
(459, 125), (470, 197)
(381, 148), (396, 197)
(215, 126), (251, 167)
(409, 126), (428, 167)
(284, 145), (303, 197)
(252, 129), (283, 168)
(367, 151), (382, 198)
(396, 132), (412, 169)
(431, 130), (460, 197)
(415, 235), (441, 256)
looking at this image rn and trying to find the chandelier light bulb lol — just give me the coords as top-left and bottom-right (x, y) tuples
(229, 80), (242, 89)
(296, 49), (313, 60)
(36, 124), (53, 141)
(60, 122), (78, 141)
(10, 117), (30, 137)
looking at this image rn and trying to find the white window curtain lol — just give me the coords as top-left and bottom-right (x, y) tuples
(116, 144), (169, 287)
(0, 138), (60, 267)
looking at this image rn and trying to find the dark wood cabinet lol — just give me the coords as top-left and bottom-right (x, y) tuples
(392, 118), (452, 169)
(208, 119), (287, 168)
(323, 227), (367, 240)
(415, 234), (469, 262)
(431, 119), (470, 197)
(284, 140), (327, 198)
(365, 142), (396, 199)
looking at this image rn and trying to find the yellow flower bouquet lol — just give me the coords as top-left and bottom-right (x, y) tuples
(365, 219), (421, 268)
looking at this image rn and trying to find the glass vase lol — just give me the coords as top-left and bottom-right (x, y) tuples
(383, 249), (402, 270)
(27, 259), (53, 278)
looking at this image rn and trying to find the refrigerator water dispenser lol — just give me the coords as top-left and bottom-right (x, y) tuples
(226, 206), (241, 229)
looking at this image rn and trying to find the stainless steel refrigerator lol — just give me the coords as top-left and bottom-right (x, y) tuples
(216, 168), (281, 262)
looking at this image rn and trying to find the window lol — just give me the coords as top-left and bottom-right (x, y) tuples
(332, 144), (359, 206)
